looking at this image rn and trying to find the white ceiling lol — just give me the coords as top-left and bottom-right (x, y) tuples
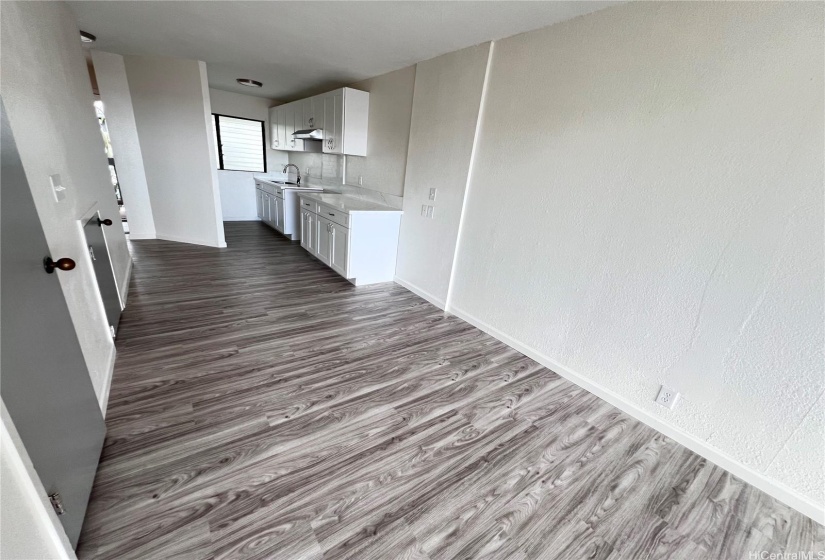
(69, 1), (615, 101)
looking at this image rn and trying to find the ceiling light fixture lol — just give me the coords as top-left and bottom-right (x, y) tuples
(236, 78), (263, 88)
(80, 30), (96, 43)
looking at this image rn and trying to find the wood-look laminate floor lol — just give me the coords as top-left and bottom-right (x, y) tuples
(78, 222), (824, 560)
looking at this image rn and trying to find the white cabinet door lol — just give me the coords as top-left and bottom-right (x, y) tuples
(307, 95), (321, 130)
(323, 90), (343, 155)
(268, 108), (280, 150)
(300, 210), (311, 250)
(274, 196), (285, 232)
(282, 103), (295, 151)
(315, 215), (331, 265)
(307, 212), (317, 253)
(329, 222), (349, 277)
(256, 188), (264, 220)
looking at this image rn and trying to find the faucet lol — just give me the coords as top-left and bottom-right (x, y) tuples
(283, 164), (301, 184)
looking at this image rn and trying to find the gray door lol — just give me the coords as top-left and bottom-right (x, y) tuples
(0, 99), (106, 547)
(84, 214), (122, 334)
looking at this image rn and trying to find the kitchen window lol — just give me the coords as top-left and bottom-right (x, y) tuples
(212, 114), (267, 172)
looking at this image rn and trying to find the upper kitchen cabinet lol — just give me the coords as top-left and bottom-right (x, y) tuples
(270, 88), (368, 156)
(322, 88), (368, 156)
(270, 102), (308, 152)
(269, 106), (284, 150)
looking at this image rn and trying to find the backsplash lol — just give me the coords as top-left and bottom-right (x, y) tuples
(288, 151), (402, 209)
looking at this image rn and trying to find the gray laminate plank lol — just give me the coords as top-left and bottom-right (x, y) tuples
(77, 222), (823, 560)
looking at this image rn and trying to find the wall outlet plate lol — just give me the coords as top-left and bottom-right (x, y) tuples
(429, 188), (437, 201)
(655, 385), (680, 410)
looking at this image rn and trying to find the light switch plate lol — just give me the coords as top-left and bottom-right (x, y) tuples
(426, 205), (434, 219)
(49, 174), (66, 202)
(421, 204), (427, 217)
(428, 188), (437, 201)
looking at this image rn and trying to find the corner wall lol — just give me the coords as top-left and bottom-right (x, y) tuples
(397, 2), (824, 520)
(91, 50), (157, 240)
(124, 55), (226, 247)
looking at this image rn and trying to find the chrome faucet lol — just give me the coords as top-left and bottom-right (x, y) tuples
(283, 164), (301, 184)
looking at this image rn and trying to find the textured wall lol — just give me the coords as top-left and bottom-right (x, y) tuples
(449, 2), (824, 510)
(125, 55), (225, 247)
(395, 43), (491, 306)
(1, 1), (130, 408)
(92, 50), (157, 239)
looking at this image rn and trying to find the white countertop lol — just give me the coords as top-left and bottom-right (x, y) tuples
(298, 192), (403, 214)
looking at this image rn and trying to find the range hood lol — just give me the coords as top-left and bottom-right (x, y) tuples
(293, 128), (324, 140)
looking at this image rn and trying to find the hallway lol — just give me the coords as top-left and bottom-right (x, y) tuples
(77, 223), (823, 560)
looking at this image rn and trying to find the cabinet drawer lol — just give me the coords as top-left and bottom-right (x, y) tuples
(299, 198), (317, 213)
(318, 204), (349, 228)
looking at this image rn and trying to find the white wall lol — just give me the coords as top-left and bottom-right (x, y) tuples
(91, 50), (157, 240)
(1, 402), (74, 560)
(289, 65), (416, 197)
(344, 66), (416, 197)
(208, 88), (287, 220)
(124, 55), (226, 247)
(1, 1), (131, 409)
(430, 2), (822, 518)
(395, 44), (491, 307)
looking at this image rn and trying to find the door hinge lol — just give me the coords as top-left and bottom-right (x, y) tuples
(48, 493), (65, 515)
(110, 325), (116, 339)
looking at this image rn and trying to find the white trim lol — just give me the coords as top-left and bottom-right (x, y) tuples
(156, 233), (227, 248)
(118, 257), (133, 307)
(447, 303), (825, 525)
(97, 344), (117, 418)
(445, 40), (495, 311)
(222, 216), (262, 222)
(393, 276), (446, 310)
(1, 401), (75, 559)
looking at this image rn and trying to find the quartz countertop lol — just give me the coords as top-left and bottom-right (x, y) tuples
(298, 192), (403, 214)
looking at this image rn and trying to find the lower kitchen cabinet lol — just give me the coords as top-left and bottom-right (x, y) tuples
(298, 194), (402, 286)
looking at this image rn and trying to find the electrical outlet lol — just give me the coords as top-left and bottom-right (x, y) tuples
(428, 188), (437, 201)
(305, 167), (309, 177)
(426, 205), (434, 219)
(421, 204), (427, 217)
(655, 385), (680, 410)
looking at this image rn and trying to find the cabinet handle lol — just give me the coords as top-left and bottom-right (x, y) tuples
(274, 140), (279, 147)
(328, 212), (335, 217)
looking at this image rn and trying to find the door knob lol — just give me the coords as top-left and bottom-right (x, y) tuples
(43, 257), (76, 274)
(97, 218), (113, 226)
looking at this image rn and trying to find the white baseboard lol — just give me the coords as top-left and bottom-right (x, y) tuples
(156, 233), (226, 248)
(445, 303), (824, 524)
(127, 232), (156, 240)
(119, 257), (133, 307)
(394, 276), (446, 310)
(223, 216), (261, 222)
(97, 344), (117, 419)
